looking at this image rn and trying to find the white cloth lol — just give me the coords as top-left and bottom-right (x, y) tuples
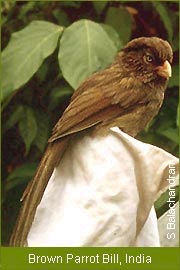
(27, 127), (179, 247)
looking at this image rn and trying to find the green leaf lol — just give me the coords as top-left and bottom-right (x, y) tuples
(18, 2), (36, 18)
(105, 7), (132, 45)
(50, 85), (73, 100)
(49, 85), (73, 110)
(172, 33), (179, 52)
(35, 61), (49, 82)
(60, 1), (81, 8)
(157, 127), (179, 144)
(2, 20), (63, 102)
(53, 9), (70, 27)
(168, 65), (179, 88)
(6, 162), (38, 191)
(152, 2), (173, 41)
(58, 19), (118, 89)
(93, 1), (107, 15)
(18, 106), (37, 154)
(101, 23), (122, 50)
(33, 111), (50, 152)
(3, 105), (24, 132)
(176, 105), (179, 128)
(155, 186), (179, 217)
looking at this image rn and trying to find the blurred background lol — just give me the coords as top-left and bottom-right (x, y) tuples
(1, 1), (179, 245)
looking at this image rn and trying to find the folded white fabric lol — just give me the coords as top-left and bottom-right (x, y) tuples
(27, 127), (179, 247)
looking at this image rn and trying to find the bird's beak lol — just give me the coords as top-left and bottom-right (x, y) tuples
(156, 60), (172, 79)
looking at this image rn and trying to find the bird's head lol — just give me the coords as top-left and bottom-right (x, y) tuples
(120, 37), (173, 87)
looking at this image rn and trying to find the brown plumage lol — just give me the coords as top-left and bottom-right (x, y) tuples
(10, 37), (173, 246)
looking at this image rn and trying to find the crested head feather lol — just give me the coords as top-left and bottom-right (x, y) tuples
(123, 37), (173, 64)
(117, 37), (173, 86)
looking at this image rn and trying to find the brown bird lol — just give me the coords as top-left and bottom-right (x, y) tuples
(10, 37), (173, 246)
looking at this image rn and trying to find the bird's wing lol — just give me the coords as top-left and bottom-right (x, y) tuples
(49, 70), (146, 142)
(49, 87), (113, 141)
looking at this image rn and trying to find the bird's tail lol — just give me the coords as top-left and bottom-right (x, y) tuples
(9, 137), (69, 246)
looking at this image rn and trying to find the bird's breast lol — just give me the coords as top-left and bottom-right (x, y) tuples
(96, 97), (163, 138)
(118, 99), (163, 137)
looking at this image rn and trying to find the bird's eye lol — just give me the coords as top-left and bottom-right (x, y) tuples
(143, 53), (154, 63)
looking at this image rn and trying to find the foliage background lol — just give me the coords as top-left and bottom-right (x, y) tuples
(1, 1), (179, 245)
